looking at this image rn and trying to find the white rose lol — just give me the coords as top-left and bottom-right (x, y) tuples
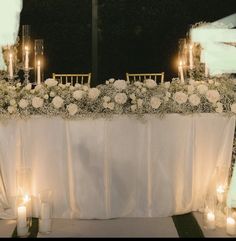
(35, 84), (42, 91)
(164, 82), (171, 89)
(103, 102), (109, 109)
(73, 90), (84, 100)
(137, 98), (143, 108)
(16, 83), (21, 88)
(50, 91), (56, 98)
(113, 80), (127, 91)
(134, 81), (142, 88)
(25, 83), (32, 90)
(10, 99), (16, 106)
(7, 106), (15, 114)
(166, 92), (171, 98)
(197, 84), (208, 94)
(103, 96), (111, 102)
(188, 85), (195, 94)
(216, 102), (223, 113)
(215, 82), (220, 87)
(208, 79), (214, 84)
(32, 97), (44, 108)
(45, 78), (58, 87)
(173, 92), (188, 104)
(129, 93), (136, 100)
(108, 102), (115, 110)
(66, 83), (71, 87)
(74, 83), (81, 89)
(67, 103), (78, 116)
(150, 97), (161, 109)
(206, 90), (220, 104)
(19, 99), (29, 109)
(141, 88), (147, 93)
(106, 81), (109, 85)
(44, 94), (49, 100)
(8, 86), (16, 90)
(52, 96), (64, 109)
(145, 79), (157, 89)
(189, 94), (201, 106)
(70, 86), (75, 91)
(109, 78), (115, 83)
(114, 93), (128, 105)
(59, 83), (66, 89)
(88, 88), (101, 100)
(189, 79), (195, 85)
(82, 85), (89, 91)
(231, 103), (236, 113)
(131, 105), (137, 112)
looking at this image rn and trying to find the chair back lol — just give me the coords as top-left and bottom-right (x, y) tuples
(126, 72), (164, 83)
(52, 73), (91, 86)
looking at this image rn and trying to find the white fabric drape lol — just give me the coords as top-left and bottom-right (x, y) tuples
(0, 114), (235, 219)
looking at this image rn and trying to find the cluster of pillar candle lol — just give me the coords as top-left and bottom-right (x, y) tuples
(39, 201), (52, 233)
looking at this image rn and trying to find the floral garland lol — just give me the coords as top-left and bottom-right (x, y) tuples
(0, 76), (235, 120)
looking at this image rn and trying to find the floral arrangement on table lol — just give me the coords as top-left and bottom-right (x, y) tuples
(0, 75), (236, 120)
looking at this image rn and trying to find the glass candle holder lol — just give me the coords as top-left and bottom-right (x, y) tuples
(38, 189), (53, 234)
(203, 194), (216, 230)
(226, 208), (236, 236)
(22, 25), (31, 67)
(34, 39), (44, 85)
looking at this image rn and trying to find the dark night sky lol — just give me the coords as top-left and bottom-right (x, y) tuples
(20, 0), (236, 86)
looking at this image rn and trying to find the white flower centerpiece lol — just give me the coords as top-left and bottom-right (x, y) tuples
(0, 75), (235, 120)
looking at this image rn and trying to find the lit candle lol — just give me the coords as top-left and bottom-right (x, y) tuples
(178, 60), (184, 84)
(206, 212), (216, 230)
(216, 185), (225, 203)
(23, 194), (32, 218)
(17, 206), (27, 228)
(25, 46), (29, 70)
(9, 53), (13, 79)
(189, 44), (194, 70)
(227, 217), (236, 235)
(37, 60), (41, 85)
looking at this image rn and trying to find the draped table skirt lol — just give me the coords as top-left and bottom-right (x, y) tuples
(0, 114), (235, 219)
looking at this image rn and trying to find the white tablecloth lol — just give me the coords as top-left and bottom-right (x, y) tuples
(0, 114), (235, 219)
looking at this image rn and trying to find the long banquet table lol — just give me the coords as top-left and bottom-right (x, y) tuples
(0, 114), (235, 219)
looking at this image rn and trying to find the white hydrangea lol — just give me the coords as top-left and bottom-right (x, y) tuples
(73, 90), (84, 100)
(197, 84), (208, 94)
(113, 80), (127, 91)
(216, 102), (223, 113)
(108, 102), (115, 110)
(10, 99), (16, 106)
(88, 88), (101, 100)
(32, 97), (44, 109)
(25, 83), (32, 90)
(137, 99), (143, 108)
(173, 92), (188, 104)
(19, 99), (29, 109)
(59, 83), (66, 89)
(131, 105), (137, 112)
(114, 93), (128, 105)
(7, 106), (16, 114)
(189, 94), (200, 106)
(231, 103), (236, 113)
(150, 96), (161, 109)
(52, 96), (64, 109)
(206, 90), (220, 104)
(145, 79), (157, 89)
(49, 91), (56, 98)
(74, 83), (81, 89)
(103, 96), (111, 102)
(45, 78), (58, 87)
(67, 103), (78, 116)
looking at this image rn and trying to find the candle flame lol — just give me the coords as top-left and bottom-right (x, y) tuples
(227, 217), (235, 225)
(217, 185), (225, 194)
(23, 194), (30, 203)
(25, 46), (29, 51)
(189, 44), (193, 50)
(9, 53), (13, 58)
(179, 60), (183, 66)
(37, 60), (40, 66)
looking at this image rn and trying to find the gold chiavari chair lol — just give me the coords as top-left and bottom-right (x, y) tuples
(52, 73), (91, 87)
(126, 72), (165, 84)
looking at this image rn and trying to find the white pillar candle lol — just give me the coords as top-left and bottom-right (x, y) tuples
(17, 225), (28, 237)
(206, 212), (216, 230)
(189, 44), (194, 70)
(205, 63), (209, 78)
(17, 206), (27, 228)
(37, 60), (41, 85)
(178, 61), (184, 84)
(39, 219), (52, 233)
(227, 217), (236, 235)
(25, 46), (29, 70)
(9, 53), (13, 79)
(40, 202), (51, 219)
(23, 194), (32, 218)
